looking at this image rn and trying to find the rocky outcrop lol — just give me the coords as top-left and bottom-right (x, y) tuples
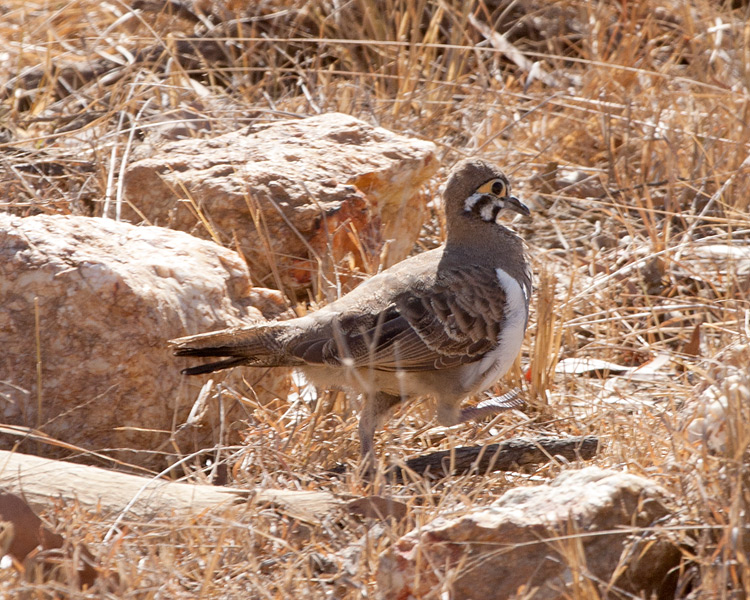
(0, 214), (289, 467)
(123, 112), (438, 297)
(378, 467), (680, 599)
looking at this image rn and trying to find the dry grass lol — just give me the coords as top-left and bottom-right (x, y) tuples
(2, 0), (750, 597)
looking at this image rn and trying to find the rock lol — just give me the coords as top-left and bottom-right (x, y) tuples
(0, 491), (100, 588)
(0, 214), (289, 467)
(123, 112), (438, 297)
(378, 467), (680, 600)
(0, 491), (60, 563)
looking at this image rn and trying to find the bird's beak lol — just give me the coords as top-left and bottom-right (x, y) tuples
(506, 195), (531, 217)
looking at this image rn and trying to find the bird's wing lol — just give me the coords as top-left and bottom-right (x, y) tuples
(289, 265), (515, 372)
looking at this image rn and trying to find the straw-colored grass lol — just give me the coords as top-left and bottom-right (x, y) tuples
(2, 0), (750, 596)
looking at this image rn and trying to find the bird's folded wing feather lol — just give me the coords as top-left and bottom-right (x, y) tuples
(289, 266), (510, 371)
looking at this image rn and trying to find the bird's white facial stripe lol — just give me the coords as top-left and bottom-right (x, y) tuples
(464, 192), (484, 211)
(465, 193), (506, 223)
(480, 200), (501, 221)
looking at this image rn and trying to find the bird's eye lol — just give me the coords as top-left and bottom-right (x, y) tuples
(491, 180), (507, 196)
(476, 178), (508, 198)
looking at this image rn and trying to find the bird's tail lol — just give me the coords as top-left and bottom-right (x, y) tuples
(170, 324), (291, 375)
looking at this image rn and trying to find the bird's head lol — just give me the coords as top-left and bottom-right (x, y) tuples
(443, 159), (530, 235)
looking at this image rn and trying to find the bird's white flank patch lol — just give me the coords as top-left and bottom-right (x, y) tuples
(466, 268), (528, 392)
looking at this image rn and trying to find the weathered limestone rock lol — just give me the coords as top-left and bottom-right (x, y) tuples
(378, 467), (680, 600)
(0, 214), (289, 467)
(123, 112), (438, 297)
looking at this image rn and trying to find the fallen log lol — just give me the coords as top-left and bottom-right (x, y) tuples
(0, 450), (338, 523)
(390, 435), (600, 481)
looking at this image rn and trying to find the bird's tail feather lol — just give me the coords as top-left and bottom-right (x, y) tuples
(170, 325), (292, 375)
(180, 357), (248, 376)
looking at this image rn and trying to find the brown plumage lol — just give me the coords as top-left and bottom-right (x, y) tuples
(171, 158), (532, 466)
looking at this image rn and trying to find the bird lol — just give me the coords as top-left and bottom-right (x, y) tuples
(171, 158), (532, 469)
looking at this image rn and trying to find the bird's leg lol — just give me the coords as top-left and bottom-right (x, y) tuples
(458, 388), (524, 422)
(358, 391), (402, 472)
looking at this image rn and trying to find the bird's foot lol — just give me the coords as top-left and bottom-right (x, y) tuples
(459, 388), (524, 422)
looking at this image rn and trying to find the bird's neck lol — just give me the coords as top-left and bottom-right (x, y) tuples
(445, 217), (522, 251)
(445, 222), (530, 284)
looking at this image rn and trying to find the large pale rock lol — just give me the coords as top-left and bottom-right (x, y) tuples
(123, 112), (438, 297)
(0, 214), (289, 468)
(378, 467), (680, 600)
